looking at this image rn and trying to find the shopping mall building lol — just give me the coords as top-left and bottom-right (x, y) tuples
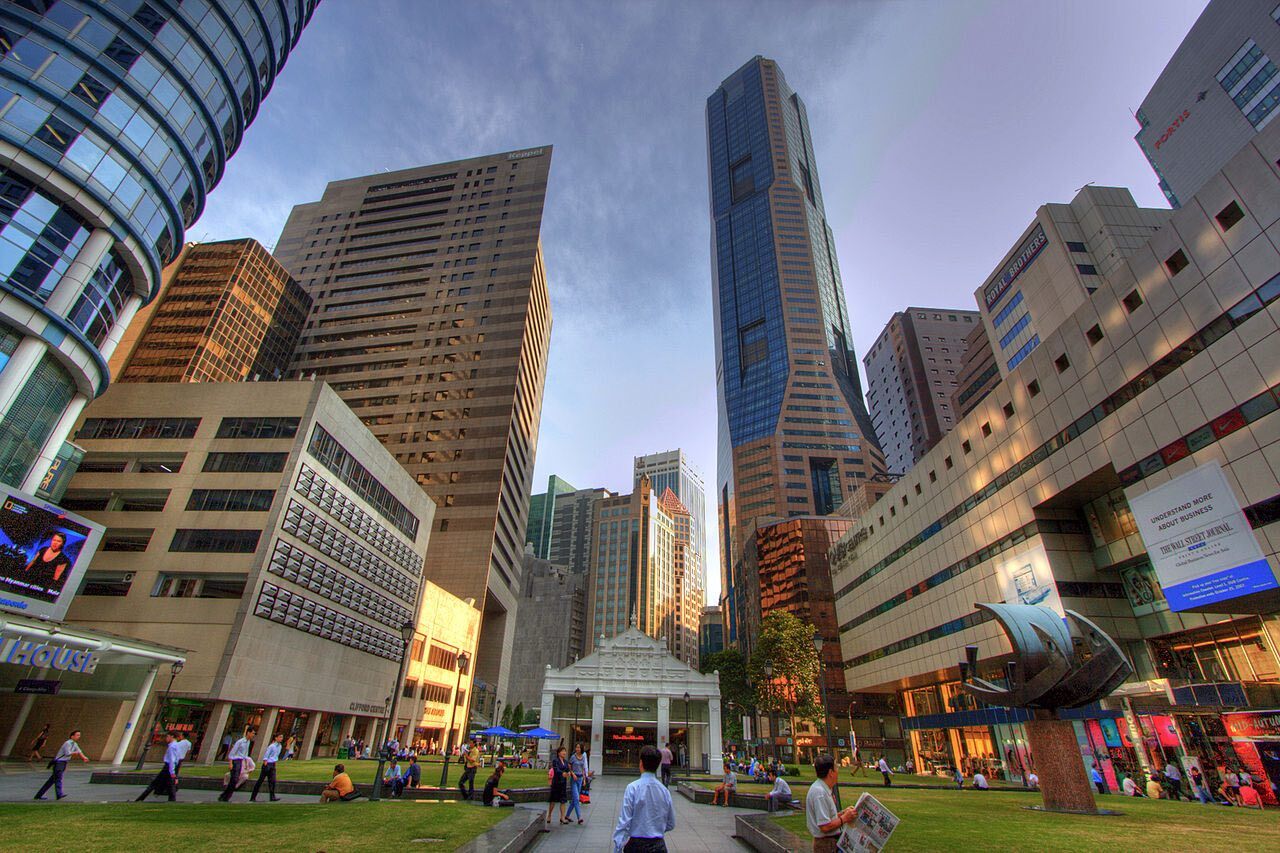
(831, 122), (1280, 798)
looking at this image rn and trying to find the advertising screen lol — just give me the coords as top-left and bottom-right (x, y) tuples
(1127, 461), (1276, 611)
(0, 486), (104, 622)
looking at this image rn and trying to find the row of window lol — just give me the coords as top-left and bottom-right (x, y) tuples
(307, 424), (419, 539)
(294, 464), (420, 573)
(266, 539), (413, 632)
(280, 499), (418, 605)
(254, 582), (401, 661)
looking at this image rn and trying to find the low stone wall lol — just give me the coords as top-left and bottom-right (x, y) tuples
(734, 813), (807, 853)
(676, 781), (798, 812)
(456, 810), (542, 853)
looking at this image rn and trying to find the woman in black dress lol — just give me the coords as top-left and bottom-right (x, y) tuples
(544, 745), (570, 825)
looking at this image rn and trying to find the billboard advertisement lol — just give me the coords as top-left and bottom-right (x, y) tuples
(1127, 462), (1276, 611)
(0, 486), (104, 622)
(994, 542), (1064, 615)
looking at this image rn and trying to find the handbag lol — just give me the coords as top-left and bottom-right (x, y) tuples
(548, 767), (555, 781)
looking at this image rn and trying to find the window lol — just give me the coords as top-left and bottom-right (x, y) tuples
(1066, 241), (1088, 253)
(186, 489), (275, 512)
(1215, 201), (1244, 231)
(981, 423), (992, 437)
(1054, 354), (1070, 373)
(153, 573), (247, 599)
(169, 529), (261, 553)
(216, 417), (299, 439)
(1027, 380), (1040, 397)
(1003, 402), (1015, 419)
(1165, 250), (1189, 276)
(962, 440), (972, 454)
(34, 115), (76, 153)
(1076, 264), (1098, 276)
(1123, 290), (1144, 313)
(103, 36), (140, 71)
(81, 571), (133, 597)
(944, 456), (953, 470)
(914, 483), (922, 495)
(308, 425), (419, 538)
(1086, 324), (1104, 345)
(101, 529), (153, 552)
(202, 452), (288, 473)
(929, 470), (937, 483)
(730, 156), (754, 202)
(78, 418), (199, 440)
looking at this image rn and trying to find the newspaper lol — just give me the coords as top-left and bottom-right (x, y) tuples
(837, 792), (900, 852)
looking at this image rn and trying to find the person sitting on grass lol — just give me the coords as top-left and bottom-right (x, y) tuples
(1239, 781), (1264, 809)
(972, 771), (989, 790)
(712, 765), (737, 806)
(1146, 773), (1166, 799)
(1027, 772), (1039, 790)
(321, 763), (358, 803)
(483, 761), (511, 807)
(1122, 774), (1142, 797)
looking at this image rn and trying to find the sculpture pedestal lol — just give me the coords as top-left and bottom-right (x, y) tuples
(1025, 716), (1097, 814)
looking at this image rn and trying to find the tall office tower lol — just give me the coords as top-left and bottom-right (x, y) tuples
(113, 239), (309, 382)
(274, 147), (553, 699)
(526, 473), (575, 558)
(634, 449), (707, 588)
(950, 323), (999, 420)
(658, 486), (702, 668)
(863, 308), (980, 476)
(977, 186), (1169, 381)
(699, 604), (723, 660)
(706, 56), (887, 645)
(0, 0), (317, 493)
(585, 476), (680, 655)
(548, 485), (614, 575)
(1135, 0), (1280, 207)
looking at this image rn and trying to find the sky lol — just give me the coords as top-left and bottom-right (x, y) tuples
(193, 0), (1210, 605)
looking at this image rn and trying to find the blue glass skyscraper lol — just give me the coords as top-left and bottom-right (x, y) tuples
(0, 0), (317, 491)
(706, 56), (886, 644)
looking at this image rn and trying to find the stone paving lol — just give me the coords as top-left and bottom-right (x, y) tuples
(0, 761), (317, 804)
(523, 773), (755, 852)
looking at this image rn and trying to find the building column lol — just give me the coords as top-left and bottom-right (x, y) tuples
(97, 294), (143, 364)
(198, 701), (234, 764)
(299, 710), (323, 761)
(44, 228), (114, 316)
(590, 693), (605, 773)
(110, 664), (159, 765)
(1, 668), (51, 757)
(538, 689), (554, 763)
(19, 393), (87, 493)
(254, 708), (280, 761)
(708, 698), (723, 774)
(657, 696), (671, 750)
(0, 337), (47, 414)
(339, 714), (357, 749)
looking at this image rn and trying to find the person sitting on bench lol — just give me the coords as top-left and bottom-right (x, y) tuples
(321, 764), (359, 802)
(765, 771), (793, 812)
(712, 766), (737, 805)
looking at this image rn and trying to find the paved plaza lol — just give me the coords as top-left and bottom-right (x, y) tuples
(0, 762), (316, 805)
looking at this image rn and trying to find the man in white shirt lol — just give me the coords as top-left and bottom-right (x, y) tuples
(218, 726), (256, 802)
(1122, 774), (1142, 796)
(1163, 762), (1183, 800)
(972, 771), (989, 790)
(807, 754), (855, 853)
(136, 732), (181, 802)
(34, 729), (88, 800)
(613, 745), (676, 852)
(1027, 771), (1039, 790)
(765, 771), (792, 813)
(877, 755), (893, 787)
(659, 742), (674, 786)
(251, 733), (285, 802)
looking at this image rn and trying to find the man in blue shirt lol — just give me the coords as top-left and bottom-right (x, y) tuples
(251, 733), (284, 802)
(135, 732), (181, 802)
(218, 726), (256, 802)
(613, 745), (676, 853)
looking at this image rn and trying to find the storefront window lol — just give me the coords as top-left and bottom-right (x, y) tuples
(1149, 619), (1280, 684)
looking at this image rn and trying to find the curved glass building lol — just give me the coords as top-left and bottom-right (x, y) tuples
(0, 0), (318, 490)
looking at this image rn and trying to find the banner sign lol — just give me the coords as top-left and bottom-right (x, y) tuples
(994, 542), (1063, 615)
(1222, 710), (1280, 740)
(838, 792), (900, 852)
(15, 678), (61, 695)
(983, 224), (1048, 309)
(0, 486), (104, 622)
(1127, 462), (1277, 611)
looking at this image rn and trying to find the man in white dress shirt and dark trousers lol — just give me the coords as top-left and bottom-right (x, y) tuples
(613, 745), (676, 853)
(34, 730), (88, 800)
(218, 726), (255, 802)
(806, 754), (856, 853)
(135, 732), (180, 801)
(251, 732), (285, 801)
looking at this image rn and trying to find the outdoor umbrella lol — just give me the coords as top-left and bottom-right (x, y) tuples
(520, 726), (561, 765)
(474, 726), (519, 737)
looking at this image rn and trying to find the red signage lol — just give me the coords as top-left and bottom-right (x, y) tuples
(610, 733), (644, 742)
(1153, 109), (1191, 150)
(1222, 710), (1280, 739)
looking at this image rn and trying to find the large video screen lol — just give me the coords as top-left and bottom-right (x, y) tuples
(0, 487), (104, 622)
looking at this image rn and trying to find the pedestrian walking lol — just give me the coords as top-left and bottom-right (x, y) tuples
(807, 753), (855, 853)
(172, 731), (192, 793)
(458, 735), (482, 799)
(250, 733), (284, 801)
(135, 733), (180, 802)
(27, 724), (50, 762)
(216, 732), (232, 761)
(566, 742), (588, 824)
(218, 725), (255, 801)
(659, 742), (674, 786)
(1189, 765), (1210, 804)
(850, 746), (863, 777)
(612, 745), (675, 852)
(1090, 763), (1107, 794)
(877, 754), (893, 787)
(34, 730), (89, 800)
(545, 745), (571, 826)
(285, 735), (296, 760)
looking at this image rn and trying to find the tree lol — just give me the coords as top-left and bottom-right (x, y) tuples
(701, 647), (753, 743)
(748, 611), (822, 734)
(522, 707), (539, 725)
(502, 702), (524, 731)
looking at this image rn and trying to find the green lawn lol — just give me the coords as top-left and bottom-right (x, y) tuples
(0, 801), (506, 853)
(693, 770), (1018, 801)
(172, 756), (556, 790)
(771, 788), (1280, 851)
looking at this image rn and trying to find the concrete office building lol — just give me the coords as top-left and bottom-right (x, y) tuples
(0, 0), (316, 494)
(951, 323), (1000, 420)
(49, 380), (477, 763)
(634, 449), (707, 575)
(112, 238), (309, 382)
(526, 473), (575, 558)
(977, 186), (1169, 381)
(706, 56), (887, 648)
(830, 128), (1280, 791)
(659, 485), (702, 669)
(506, 551), (587, 711)
(1135, 0), (1280, 207)
(699, 604), (724, 660)
(864, 308), (980, 476)
(274, 147), (554, 700)
(548, 485), (615, 575)
(398, 583), (480, 752)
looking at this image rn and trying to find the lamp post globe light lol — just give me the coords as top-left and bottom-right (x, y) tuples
(683, 691), (690, 770)
(573, 687), (581, 749)
(133, 659), (183, 771)
(812, 631), (834, 760)
(763, 661), (776, 761)
(371, 621), (417, 801)
(439, 649), (471, 789)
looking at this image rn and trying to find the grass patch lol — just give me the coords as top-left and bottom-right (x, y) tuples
(0, 801), (506, 852)
(771, 788), (1280, 851)
(173, 757), (558, 791)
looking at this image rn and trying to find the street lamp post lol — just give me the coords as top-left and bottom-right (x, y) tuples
(764, 662), (776, 762)
(438, 649), (472, 789)
(573, 688), (581, 749)
(133, 660), (183, 771)
(813, 630), (839, 808)
(372, 621), (417, 801)
(683, 691), (690, 770)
